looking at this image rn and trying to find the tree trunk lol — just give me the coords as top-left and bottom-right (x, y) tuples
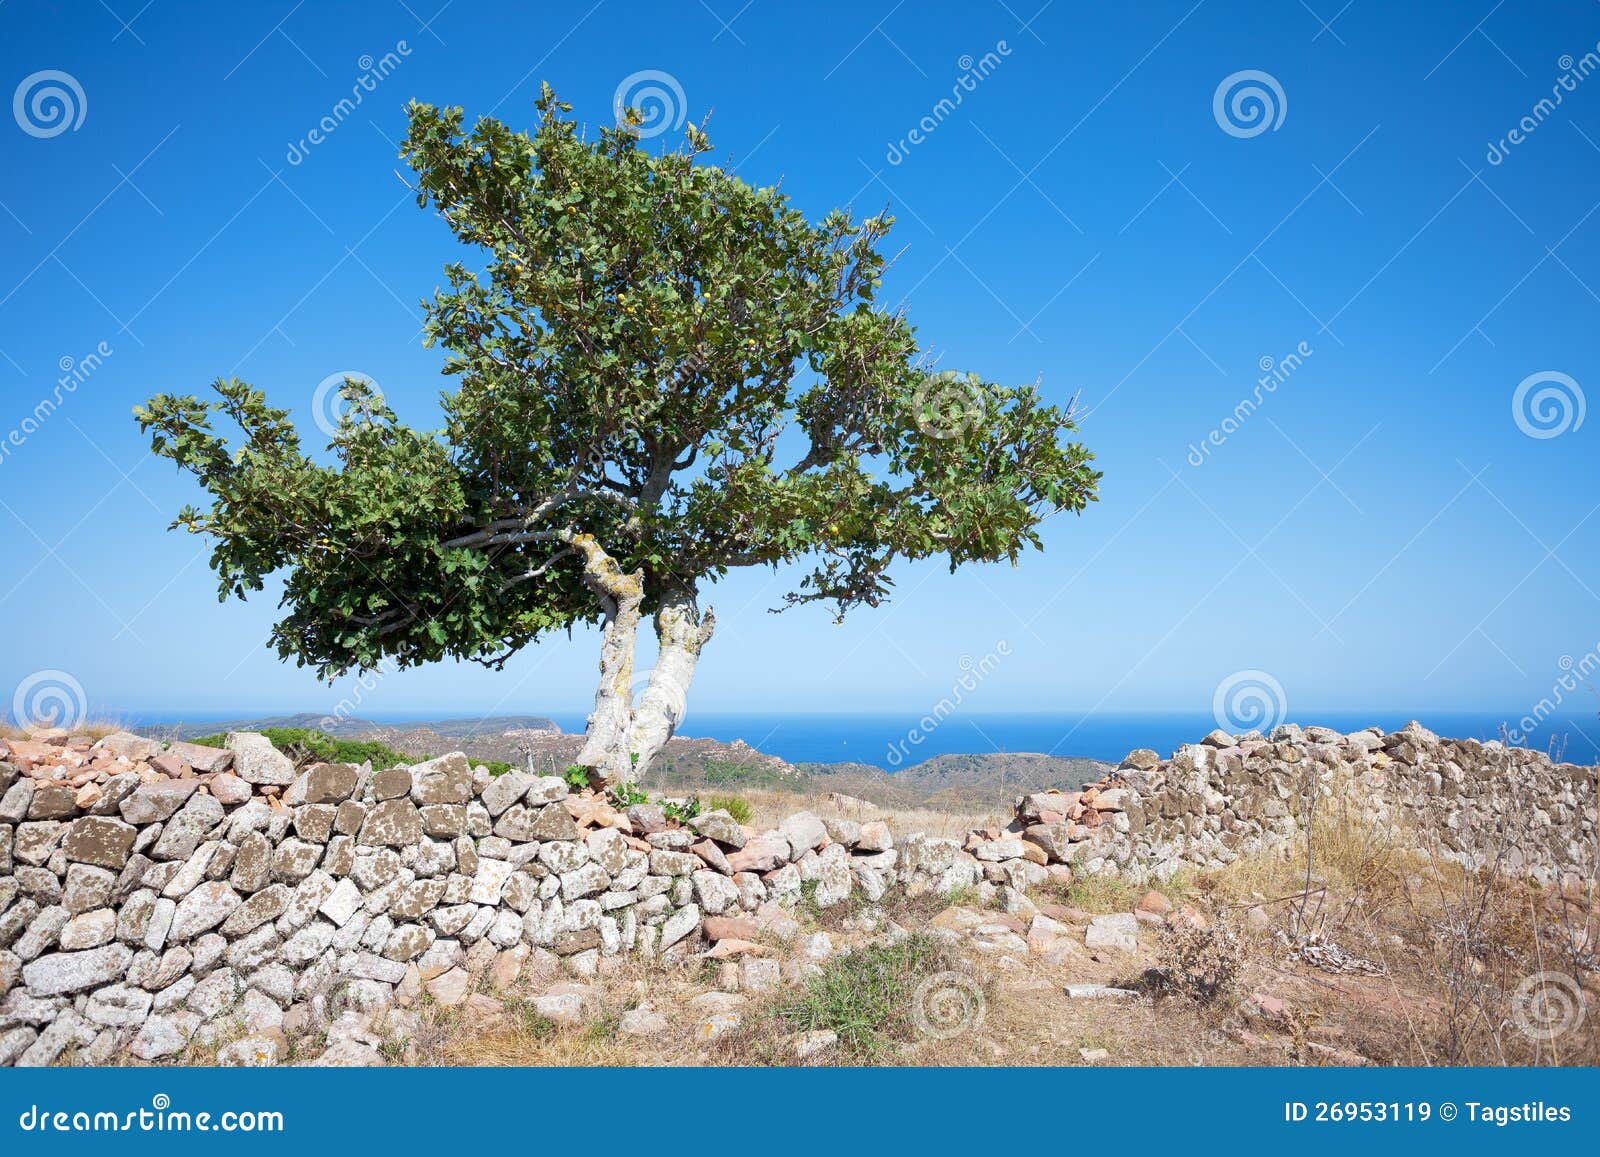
(629, 588), (714, 780)
(566, 534), (714, 785)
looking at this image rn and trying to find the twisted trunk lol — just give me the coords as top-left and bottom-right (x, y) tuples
(567, 534), (713, 784)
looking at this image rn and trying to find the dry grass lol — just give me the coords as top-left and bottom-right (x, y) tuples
(733, 787), (1000, 839)
(0, 715), (129, 742)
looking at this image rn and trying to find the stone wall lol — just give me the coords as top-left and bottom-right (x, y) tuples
(0, 720), (1594, 1066)
(0, 729), (977, 1067)
(1009, 721), (1598, 886)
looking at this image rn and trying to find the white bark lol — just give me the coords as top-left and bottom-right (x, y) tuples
(629, 589), (715, 780)
(565, 534), (713, 785)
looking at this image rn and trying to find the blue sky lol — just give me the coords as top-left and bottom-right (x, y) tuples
(1, 0), (1598, 736)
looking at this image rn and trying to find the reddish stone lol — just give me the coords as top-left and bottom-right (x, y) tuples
(701, 916), (760, 942)
(150, 752), (189, 778)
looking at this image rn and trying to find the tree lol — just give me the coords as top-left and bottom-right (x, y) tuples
(136, 86), (1100, 785)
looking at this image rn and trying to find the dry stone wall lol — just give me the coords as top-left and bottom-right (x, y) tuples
(0, 719), (1594, 1066)
(0, 729), (976, 1067)
(1009, 721), (1597, 886)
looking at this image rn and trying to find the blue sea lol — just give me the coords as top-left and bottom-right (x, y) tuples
(135, 709), (1600, 769)
(642, 711), (1600, 768)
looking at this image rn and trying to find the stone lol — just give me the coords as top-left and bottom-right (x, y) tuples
(1020, 823), (1076, 862)
(208, 774), (254, 806)
(358, 799), (424, 847)
(856, 821), (894, 852)
(425, 966), (472, 1005)
(527, 802), (580, 841)
(161, 740), (231, 774)
(169, 881), (242, 941)
(218, 1033), (283, 1067)
(561, 862), (611, 901)
(12, 820), (63, 866)
(371, 767), (412, 801)
(813, 858), (852, 909)
(420, 804), (466, 838)
(780, 811), (828, 854)
(99, 731), (164, 761)
(308, 1038), (383, 1066)
(1064, 983), (1139, 999)
(693, 1011), (741, 1041)
(689, 810), (747, 848)
(220, 884), (290, 936)
(691, 870), (740, 915)
(85, 983), (152, 1027)
(21, 944), (135, 995)
(60, 863), (116, 914)
(973, 837), (1027, 862)
(152, 794), (226, 862)
(408, 752), (473, 805)
(61, 816), (137, 869)
(318, 877), (363, 926)
(741, 957), (781, 993)
(226, 732), (296, 785)
(793, 1029), (837, 1059)
(120, 780), (200, 824)
(625, 803), (668, 834)
(659, 904), (701, 952)
(28, 784), (80, 820)
(58, 908), (117, 950)
(619, 1007), (668, 1036)
(284, 762), (359, 806)
(12, 906), (68, 960)
(293, 804), (336, 844)
(1084, 913), (1140, 955)
(524, 776), (568, 804)
(479, 771), (532, 816)
(726, 835), (790, 874)
(649, 849), (701, 877)
(470, 858), (515, 904)
(1136, 889), (1173, 916)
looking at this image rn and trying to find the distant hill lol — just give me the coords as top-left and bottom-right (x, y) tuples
(145, 714), (1110, 814)
(154, 713), (560, 741)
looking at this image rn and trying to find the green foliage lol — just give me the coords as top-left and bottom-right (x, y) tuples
(659, 795), (701, 824)
(564, 763), (591, 790)
(609, 781), (648, 808)
(133, 85), (1098, 687)
(188, 727), (508, 775)
(764, 934), (964, 1060)
(189, 728), (410, 769)
(705, 794), (751, 824)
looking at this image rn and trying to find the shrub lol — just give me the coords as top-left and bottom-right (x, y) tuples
(706, 794), (752, 824)
(758, 933), (974, 1061)
(1153, 916), (1245, 1005)
(190, 727), (510, 776)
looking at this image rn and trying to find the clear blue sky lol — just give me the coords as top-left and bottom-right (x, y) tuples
(2, 1), (1597, 729)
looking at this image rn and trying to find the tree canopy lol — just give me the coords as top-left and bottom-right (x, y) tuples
(136, 85), (1099, 780)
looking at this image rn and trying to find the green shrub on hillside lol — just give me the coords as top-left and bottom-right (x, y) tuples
(188, 727), (510, 775)
(706, 794), (752, 824)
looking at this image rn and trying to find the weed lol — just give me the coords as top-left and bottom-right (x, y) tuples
(752, 933), (968, 1062)
(706, 794), (752, 824)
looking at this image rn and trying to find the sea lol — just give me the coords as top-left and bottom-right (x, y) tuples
(134, 709), (1600, 769)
